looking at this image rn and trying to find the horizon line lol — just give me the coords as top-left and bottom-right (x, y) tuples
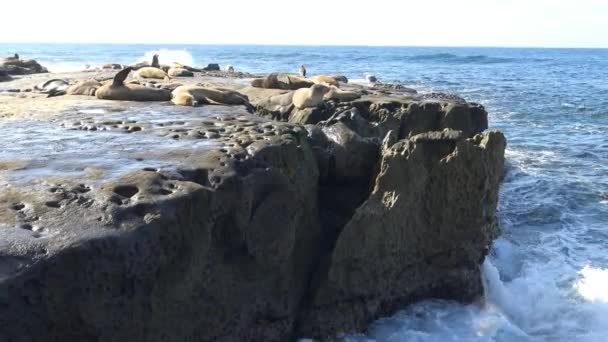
(1, 42), (607, 50)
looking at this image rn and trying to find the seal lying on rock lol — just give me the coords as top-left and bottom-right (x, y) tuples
(134, 67), (170, 80)
(323, 85), (361, 102)
(96, 67), (171, 101)
(334, 75), (348, 83)
(65, 80), (102, 96)
(251, 73), (314, 90)
(132, 54), (160, 70)
(34, 79), (70, 97)
(167, 67), (194, 77)
(171, 85), (251, 107)
(102, 64), (124, 70)
(292, 84), (330, 109)
(310, 75), (340, 87)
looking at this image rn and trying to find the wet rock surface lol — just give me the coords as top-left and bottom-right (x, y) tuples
(0, 70), (506, 341)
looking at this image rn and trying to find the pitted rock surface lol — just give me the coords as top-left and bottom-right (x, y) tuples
(0, 71), (506, 342)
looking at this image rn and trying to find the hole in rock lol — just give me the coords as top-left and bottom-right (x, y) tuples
(44, 201), (61, 209)
(113, 185), (139, 198)
(20, 224), (33, 230)
(10, 203), (25, 211)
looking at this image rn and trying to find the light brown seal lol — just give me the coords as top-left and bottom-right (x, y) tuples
(134, 67), (170, 80)
(292, 84), (330, 109)
(251, 73), (313, 90)
(310, 75), (340, 87)
(96, 67), (172, 101)
(171, 85), (251, 107)
(323, 85), (361, 102)
(167, 67), (194, 77)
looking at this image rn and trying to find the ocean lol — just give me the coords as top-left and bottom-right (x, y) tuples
(1, 44), (608, 341)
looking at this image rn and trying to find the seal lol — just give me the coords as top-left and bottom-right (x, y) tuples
(299, 65), (307, 77)
(132, 54), (160, 70)
(96, 67), (172, 101)
(323, 85), (361, 102)
(310, 75), (340, 87)
(102, 64), (124, 70)
(366, 74), (378, 83)
(167, 67), (194, 77)
(34, 79), (70, 97)
(65, 80), (102, 96)
(292, 84), (330, 109)
(171, 85), (251, 108)
(333, 75), (348, 83)
(251, 73), (313, 90)
(134, 67), (171, 80)
(4, 54), (19, 62)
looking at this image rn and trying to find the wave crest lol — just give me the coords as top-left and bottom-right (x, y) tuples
(137, 49), (194, 66)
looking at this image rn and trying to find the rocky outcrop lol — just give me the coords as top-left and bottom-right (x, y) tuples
(1, 57), (49, 75)
(297, 129), (506, 337)
(0, 74), (506, 341)
(0, 68), (11, 82)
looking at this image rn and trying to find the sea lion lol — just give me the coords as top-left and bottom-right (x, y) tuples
(366, 74), (378, 83)
(171, 92), (209, 107)
(167, 67), (194, 77)
(96, 67), (172, 101)
(131, 54), (160, 70)
(65, 80), (102, 96)
(299, 65), (306, 77)
(102, 63), (123, 70)
(151, 54), (160, 68)
(34, 79), (70, 97)
(134, 67), (170, 80)
(251, 73), (313, 90)
(4, 54), (19, 62)
(257, 91), (296, 117)
(292, 84), (330, 109)
(310, 75), (340, 87)
(324, 86), (361, 102)
(171, 85), (251, 107)
(226, 65), (235, 73)
(333, 75), (348, 83)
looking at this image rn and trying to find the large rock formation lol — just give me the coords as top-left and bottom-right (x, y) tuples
(0, 73), (506, 341)
(1, 56), (49, 76)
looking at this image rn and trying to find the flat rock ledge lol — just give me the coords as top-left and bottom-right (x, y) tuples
(0, 74), (506, 341)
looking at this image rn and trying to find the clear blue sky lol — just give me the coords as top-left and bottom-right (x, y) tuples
(1, 0), (607, 48)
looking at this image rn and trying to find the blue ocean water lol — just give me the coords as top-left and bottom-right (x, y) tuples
(1, 44), (608, 341)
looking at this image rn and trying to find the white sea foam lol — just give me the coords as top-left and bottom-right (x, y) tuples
(575, 266), (608, 303)
(40, 61), (92, 73)
(137, 49), (194, 66)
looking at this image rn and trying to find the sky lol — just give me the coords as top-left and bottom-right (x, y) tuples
(1, 0), (607, 48)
